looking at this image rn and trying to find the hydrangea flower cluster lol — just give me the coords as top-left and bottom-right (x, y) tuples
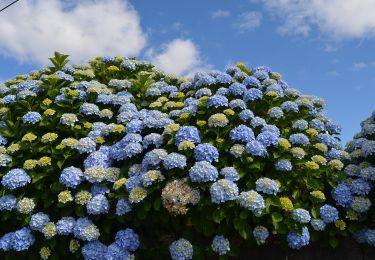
(337, 110), (375, 246)
(0, 54), (352, 258)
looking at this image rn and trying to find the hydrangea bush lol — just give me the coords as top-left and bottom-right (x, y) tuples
(0, 53), (352, 259)
(340, 111), (375, 246)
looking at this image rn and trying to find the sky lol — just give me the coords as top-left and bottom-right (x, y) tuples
(0, 0), (375, 144)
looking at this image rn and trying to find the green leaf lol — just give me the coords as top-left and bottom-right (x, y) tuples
(271, 212), (283, 223)
(57, 160), (64, 169)
(153, 197), (161, 211)
(239, 210), (249, 220)
(329, 236), (338, 248)
(292, 189), (301, 199)
(212, 209), (225, 224)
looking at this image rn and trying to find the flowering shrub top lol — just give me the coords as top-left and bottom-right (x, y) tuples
(0, 53), (350, 259)
(341, 111), (375, 246)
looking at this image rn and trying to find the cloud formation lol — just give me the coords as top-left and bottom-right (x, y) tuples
(0, 0), (147, 64)
(255, 0), (375, 39)
(211, 10), (231, 19)
(148, 39), (209, 76)
(237, 11), (262, 32)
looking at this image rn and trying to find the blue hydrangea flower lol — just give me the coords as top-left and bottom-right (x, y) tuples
(287, 227), (310, 250)
(239, 109), (254, 121)
(220, 167), (240, 182)
(250, 117), (266, 128)
(362, 140), (375, 158)
(319, 204), (339, 223)
(253, 226), (269, 244)
(1, 168), (31, 190)
(242, 76), (261, 88)
(214, 87), (228, 95)
(266, 84), (284, 97)
(238, 190), (265, 216)
(361, 166), (375, 181)
(108, 79), (132, 89)
(22, 112), (41, 124)
(82, 241), (108, 260)
(121, 60), (136, 70)
(229, 99), (246, 110)
(194, 72), (216, 87)
(327, 148), (343, 160)
(59, 166), (83, 188)
(163, 152), (187, 170)
(0, 232), (14, 251)
(79, 103), (100, 115)
(268, 107), (284, 119)
(115, 228), (140, 252)
(175, 126), (201, 145)
(243, 88), (263, 102)
(143, 133), (164, 149)
(310, 119), (325, 131)
(12, 227), (35, 251)
(228, 83), (246, 96)
(73, 217), (100, 241)
(84, 151), (111, 169)
(141, 149), (168, 169)
(350, 178), (372, 195)
(189, 161), (218, 183)
(210, 179), (239, 203)
(246, 141), (267, 157)
(331, 183), (352, 207)
(364, 229), (375, 246)
(116, 198), (132, 216)
(56, 217), (76, 235)
(351, 196), (371, 213)
(211, 235), (230, 255)
(281, 101), (299, 112)
(256, 131), (279, 147)
(194, 143), (219, 163)
(207, 95), (228, 108)
(169, 238), (193, 260)
(55, 70), (74, 81)
(0, 195), (17, 211)
(230, 125), (255, 143)
(3, 95), (16, 104)
(275, 159), (293, 171)
(91, 184), (110, 196)
(29, 212), (50, 232)
(125, 119), (144, 134)
(326, 120), (342, 134)
(292, 208), (311, 223)
(317, 133), (341, 149)
(292, 120), (308, 130)
(310, 219), (326, 231)
(255, 177), (279, 195)
(106, 243), (131, 259)
(215, 72), (232, 84)
(261, 124), (280, 136)
(253, 70), (269, 80)
(195, 87), (212, 98)
(0, 136), (7, 145)
(75, 137), (96, 154)
(87, 194), (109, 215)
(289, 133), (310, 146)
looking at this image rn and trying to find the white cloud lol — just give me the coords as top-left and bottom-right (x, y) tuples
(256, 0), (375, 39)
(148, 39), (210, 76)
(211, 10), (231, 19)
(353, 62), (368, 71)
(326, 70), (339, 77)
(0, 0), (147, 64)
(324, 45), (338, 53)
(237, 11), (262, 32)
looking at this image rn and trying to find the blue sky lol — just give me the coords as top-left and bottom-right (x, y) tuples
(1, 0), (375, 144)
